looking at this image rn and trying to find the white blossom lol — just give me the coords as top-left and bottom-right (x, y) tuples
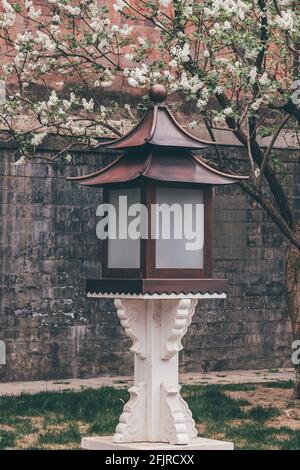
(113, 0), (126, 12)
(249, 67), (257, 84)
(31, 132), (47, 146)
(128, 77), (138, 87)
(204, 0), (250, 21)
(119, 24), (133, 37)
(138, 37), (147, 46)
(224, 107), (234, 117)
(25, 1), (41, 19)
(214, 86), (223, 95)
(259, 72), (270, 86)
(170, 43), (190, 63)
(196, 98), (208, 110)
(251, 98), (263, 111)
(125, 53), (134, 61)
(189, 121), (198, 129)
(47, 90), (59, 108)
(254, 168), (260, 178)
(169, 59), (178, 68)
(82, 98), (94, 112)
(60, 4), (81, 16)
(125, 64), (149, 87)
(0, 0), (16, 28)
(15, 155), (26, 166)
(35, 31), (56, 52)
(275, 11), (295, 31)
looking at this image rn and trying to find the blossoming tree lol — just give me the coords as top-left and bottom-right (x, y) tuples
(0, 0), (300, 396)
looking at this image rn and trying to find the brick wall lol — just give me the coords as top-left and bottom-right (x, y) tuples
(0, 143), (298, 381)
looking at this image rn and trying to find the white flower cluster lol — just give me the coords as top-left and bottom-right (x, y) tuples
(96, 69), (115, 88)
(59, 3), (81, 16)
(82, 98), (94, 112)
(35, 31), (56, 52)
(124, 64), (149, 87)
(251, 98), (263, 111)
(15, 155), (26, 166)
(0, 0), (16, 28)
(113, 0), (126, 13)
(174, 71), (205, 95)
(159, 0), (172, 6)
(170, 43), (191, 64)
(223, 107), (234, 117)
(249, 66), (257, 84)
(25, 0), (41, 20)
(204, 0), (250, 21)
(31, 132), (47, 146)
(275, 11), (295, 31)
(259, 72), (270, 86)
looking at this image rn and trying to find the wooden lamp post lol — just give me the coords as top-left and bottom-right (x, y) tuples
(69, 85), (247, 450)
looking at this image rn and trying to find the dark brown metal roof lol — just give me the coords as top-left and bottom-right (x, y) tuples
(69, 149), (248, 186)
(88, 84), (213, 150)
(68, 85), (248, 186)
(100, 106), (211, 150)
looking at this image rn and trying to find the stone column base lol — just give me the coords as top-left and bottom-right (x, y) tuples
(81, 435), (234, 451)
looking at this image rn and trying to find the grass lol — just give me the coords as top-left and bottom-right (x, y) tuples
(37, 424), (81, 446)
(0, 381), (299, 450)
(0, 430), (16, 450)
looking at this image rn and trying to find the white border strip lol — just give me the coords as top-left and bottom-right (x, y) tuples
(87, 292), (226, 300)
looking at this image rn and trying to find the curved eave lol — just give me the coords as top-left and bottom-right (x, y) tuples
(93, 105), (214, 150)
(67, 150), (248, 187)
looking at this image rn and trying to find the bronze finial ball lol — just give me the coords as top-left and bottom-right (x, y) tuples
(149, 84), (167, 103)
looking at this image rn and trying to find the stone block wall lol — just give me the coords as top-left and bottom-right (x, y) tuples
(0, 143), (298, 381)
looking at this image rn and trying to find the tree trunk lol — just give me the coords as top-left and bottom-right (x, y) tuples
(286, 222), (300, 399)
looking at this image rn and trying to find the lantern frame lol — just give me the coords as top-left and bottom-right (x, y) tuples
(102, 180), (212, 280)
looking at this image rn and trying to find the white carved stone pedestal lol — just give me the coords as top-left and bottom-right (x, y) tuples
(81, 294), (233, 451)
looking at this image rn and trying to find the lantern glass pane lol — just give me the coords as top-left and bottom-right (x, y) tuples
(154, 188), (204, 269)
(107, 188), (141, 269)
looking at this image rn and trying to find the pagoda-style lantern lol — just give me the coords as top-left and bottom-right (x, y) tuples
(70, 85), (246, 297)
(69, 85), (247, 451)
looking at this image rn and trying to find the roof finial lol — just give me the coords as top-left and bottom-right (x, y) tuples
(149, 84), (167, 103)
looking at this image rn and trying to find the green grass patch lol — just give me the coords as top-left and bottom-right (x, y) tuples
(0, 430), (16, 450)
(38, 424), (81, 446)
(220, 383), (257, 392)
(246, 406), (281, 423)
(0, 381), (298, 450)
(183, 385), (249, 423)
(264, 381), (294, 389)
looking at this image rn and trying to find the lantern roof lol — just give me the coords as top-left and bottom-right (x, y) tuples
(70, 149), (247, 187)
(68, 85), (248, 187)
(92, 84), (213, 150)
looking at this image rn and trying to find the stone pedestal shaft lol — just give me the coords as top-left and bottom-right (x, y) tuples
(113, 298), (198, 445)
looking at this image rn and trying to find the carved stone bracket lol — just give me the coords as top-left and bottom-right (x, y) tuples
(161, 299), (198, 360)
(114, 299), (146, 359)
(112, 382), (146, 443)
(161, 381), (197, 445)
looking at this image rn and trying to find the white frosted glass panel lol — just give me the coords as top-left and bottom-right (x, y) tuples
(108, 188), (141, 269)
(155, 188), (204, 269)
